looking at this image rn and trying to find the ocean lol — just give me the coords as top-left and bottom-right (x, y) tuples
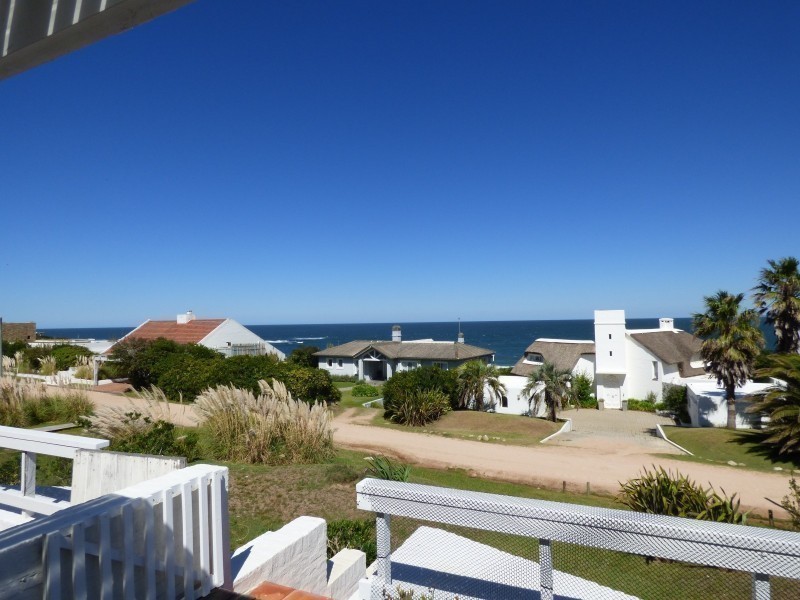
(38, 318), (700, 366)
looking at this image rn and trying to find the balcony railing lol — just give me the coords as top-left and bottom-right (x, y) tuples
(356, 478), (800, 600)
(0, 463), (231, 599)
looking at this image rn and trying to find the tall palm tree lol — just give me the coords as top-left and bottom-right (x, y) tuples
(753, 257), (800, 354)
(455, 360), (506, 411)
(523, 361), (572, 422)
(693, 291), (765, 429)
(747, 354), (800, 456)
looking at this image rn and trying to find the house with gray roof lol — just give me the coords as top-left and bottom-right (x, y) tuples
(499, 311), (706, 415)
(314, 325), (495, 381)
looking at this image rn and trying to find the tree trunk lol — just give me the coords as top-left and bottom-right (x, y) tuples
(548, 392), (557, 422)
(726, 382), (737, 429)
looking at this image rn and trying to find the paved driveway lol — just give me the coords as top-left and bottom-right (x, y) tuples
(549, 408), (680, 454)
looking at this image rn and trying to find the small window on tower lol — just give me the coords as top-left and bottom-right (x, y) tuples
(652, 361), (658, 380)
(610, 351), (613, 357)
(608, 334), (612, 339)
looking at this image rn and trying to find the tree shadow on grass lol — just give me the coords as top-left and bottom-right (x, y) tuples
(730, 429), (800, 470)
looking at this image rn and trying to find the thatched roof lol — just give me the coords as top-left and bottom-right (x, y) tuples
(510, 340), (595, 377)
(314, 340), (493, 361)
(629, 330), (705, 378)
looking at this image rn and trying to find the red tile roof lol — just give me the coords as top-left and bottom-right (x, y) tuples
(126, 319), (226, 345)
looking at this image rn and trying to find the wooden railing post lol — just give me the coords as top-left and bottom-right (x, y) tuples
(21, 451), (36, 517)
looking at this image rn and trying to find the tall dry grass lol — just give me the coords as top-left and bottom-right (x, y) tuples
(195, 379), (333, 464)
(1, 356), (16, 374)
(0, 376), (92, 426)
(38, 355), (58, 376)
(73, 355), (94, 380)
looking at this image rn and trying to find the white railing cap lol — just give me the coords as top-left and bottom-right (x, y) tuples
(0, 425), (109, 457)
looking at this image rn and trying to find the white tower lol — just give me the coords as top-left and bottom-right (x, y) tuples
(594, 310), (627, 409)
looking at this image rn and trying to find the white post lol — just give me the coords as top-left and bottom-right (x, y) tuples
(752, 573), (770, 600)
(376, 513), (391, 586)
(21, 451), (36, 517)
(539, 538), (554, 600)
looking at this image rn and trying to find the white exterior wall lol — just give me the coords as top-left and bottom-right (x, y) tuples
(318, 357), (359, 378)
(594, 311), (627, 409)
(493, 375), (531, 415)
(685, 381), (770, 429)
(624, 336), (665, 401)
(200, 319), (286, 359)
(573, 355), (595, 379)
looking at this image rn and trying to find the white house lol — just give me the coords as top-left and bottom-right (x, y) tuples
(314, 325), (495, 381)
(499, 310), (705, 413)
(109, 311), (285, 359)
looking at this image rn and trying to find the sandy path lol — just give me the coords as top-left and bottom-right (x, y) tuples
(333, 409), (791, 515)
(79, 388), (201, 427)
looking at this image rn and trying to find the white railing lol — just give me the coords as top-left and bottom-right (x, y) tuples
(0, 464), (231, 599)
(356, 478), (800, 600)
(0, 425), (109, 516)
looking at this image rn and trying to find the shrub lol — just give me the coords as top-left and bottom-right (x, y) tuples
(365, 455), (411, 481)
(384, 388), (451, 426)
(662, 383), (689, 422)
(330, 374), (359, 382)
(287, 346), (320, 369)
(51, 345), (93, 371)
(327, 519), (377, 563)
(352, 383), (381, 397)
(38, 356), (58, 376)
(281, 366), (341, 404)
(1, 340), (26, 358)
(626, 399), (657, 412)
(619, 465), (746, 524)
(572, 373), (596, 408)
(383, 367), (459, 410)
(194, 380), (334, 464)
(0, 377), (92, 426)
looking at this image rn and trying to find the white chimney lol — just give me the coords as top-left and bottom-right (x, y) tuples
(392, 325), (402, 342)
(457, 332), (465, 344)
(177, 311), (196, 324)
(659, 318), (674, 331)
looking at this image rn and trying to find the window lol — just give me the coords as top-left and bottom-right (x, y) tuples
(432, 362), (448, 370)
(525, 353), (543, 364)
(652, 361), (658, 380)
(608, 334), (612, 339)
(609, 351), (613, 357)
(501, 395), (508, 408)
(402, 361), (419, 371)
(337, 359), (343, 368)
(327, 359), (333, 367)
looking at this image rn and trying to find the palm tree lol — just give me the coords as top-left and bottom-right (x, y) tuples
(523, 361), (572, 422)
(455, 360), (506, 411)
(753, 257), (800, 354)
(693, 291), (765, 429)
(747, 354), (800, 456)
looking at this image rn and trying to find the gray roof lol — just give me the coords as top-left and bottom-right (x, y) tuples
(510, 340), (596, 377)
(629, 330), (705, 378)
(314, 340), (494, 361)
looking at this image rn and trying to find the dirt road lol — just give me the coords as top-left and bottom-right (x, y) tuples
(333, 409), (791, 515)
(79, 388), (791, 515)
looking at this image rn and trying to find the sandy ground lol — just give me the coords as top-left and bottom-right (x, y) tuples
(80, 388), (791, 515)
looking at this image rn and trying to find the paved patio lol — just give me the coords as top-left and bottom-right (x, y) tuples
(549, 407), (681, 454)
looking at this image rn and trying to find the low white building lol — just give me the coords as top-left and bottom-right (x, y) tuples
(109, 311), (285, 359)
(684, 378), (772, 428)
(314, 325), (494, 381)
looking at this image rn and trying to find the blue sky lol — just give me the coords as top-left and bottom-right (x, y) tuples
(1, 1), (798, 327)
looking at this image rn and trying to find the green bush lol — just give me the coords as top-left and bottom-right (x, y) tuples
(108, 413), (200, 461)
(287, 346), (320, 368)
(50, 345), (93, 370)
(383, 366), (459, 410)
(1, 340), (26, 358)
(662, 383), (689, 422)
(330, 374), (359, 382)
(572, 373), (596, 408)
(281, 366), (341, 404)
(352, 383), (381, 397)
(626, 399), (657, 412)
(327, 519), (376, 563)
(384, 388), (451, 426)
(23, 390), (94, 424)
(619, 465), (746, 524)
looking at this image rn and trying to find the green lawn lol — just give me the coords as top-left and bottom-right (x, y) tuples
(660, 426), (800, 473)
(370, 409), (560, 446)
(225, 448), (795, 600)
(334, 382), (382, 408)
